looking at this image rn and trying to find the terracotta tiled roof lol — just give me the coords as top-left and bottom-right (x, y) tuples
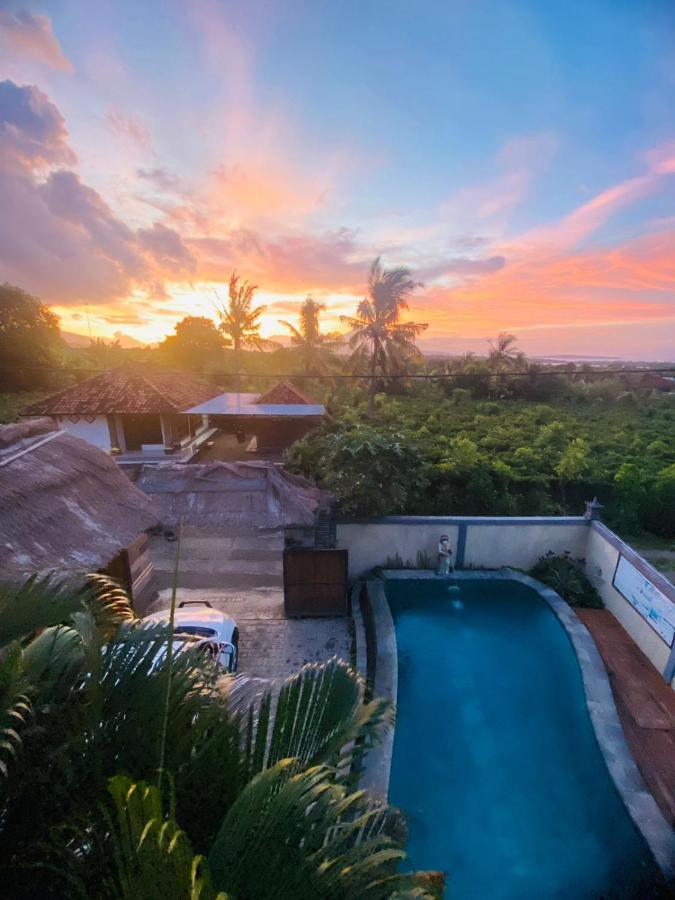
(640, 373), (674, 391)
(255, 381), (316, 405)
(25, 368), (220, 416)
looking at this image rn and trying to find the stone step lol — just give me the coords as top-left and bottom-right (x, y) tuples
(150, 545), (282, 563)
(152, 571), (283, 591)
(151, 557), (283, 576)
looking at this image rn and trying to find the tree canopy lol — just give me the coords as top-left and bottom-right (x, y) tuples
(157, 316), (226, 372)
(0, 283), (63, 391)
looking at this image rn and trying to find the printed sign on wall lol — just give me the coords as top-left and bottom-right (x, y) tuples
(612, 554), (675, 647)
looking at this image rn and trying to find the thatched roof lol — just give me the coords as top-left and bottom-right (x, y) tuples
(25, 367), (220, 416)
(0, 418), (160, 579)
(135, 461), (325, 529)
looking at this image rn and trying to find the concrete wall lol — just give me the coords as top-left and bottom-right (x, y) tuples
(56, 415), (111, 450)
(463, 520), (588, 569)
(585, 523), (675, 687)
(337, 520), (460, 578)
(337, 516), (587, 579)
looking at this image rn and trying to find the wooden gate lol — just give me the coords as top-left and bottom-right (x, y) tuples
(283, 548), (348, 617)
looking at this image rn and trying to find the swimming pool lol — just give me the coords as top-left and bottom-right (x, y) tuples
(385, 576), (662, 899)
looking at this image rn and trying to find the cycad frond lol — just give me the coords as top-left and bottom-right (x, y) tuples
(208, 761), (443, 899)
(103, 775), (225, 900)
(0, 642), (31, 779)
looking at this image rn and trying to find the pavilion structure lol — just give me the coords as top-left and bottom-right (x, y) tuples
(186, 381), (325, 454)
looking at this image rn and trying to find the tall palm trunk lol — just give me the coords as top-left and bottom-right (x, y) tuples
(368, 336), (379, 416)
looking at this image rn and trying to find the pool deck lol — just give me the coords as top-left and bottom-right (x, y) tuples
(577, 608), (675, 828)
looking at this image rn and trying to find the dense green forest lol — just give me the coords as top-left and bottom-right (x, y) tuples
(2, 273), (674, 540)
(286, 387), (675, 537)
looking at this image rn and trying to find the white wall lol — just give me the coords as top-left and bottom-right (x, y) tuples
(463, 522), (588, 569)
(56, 415), (111, 450)
(585, 524), (674, 686)
(337, 516), (675, 687)
(337, 518), (588, 579)
(337, 521), (460, 578)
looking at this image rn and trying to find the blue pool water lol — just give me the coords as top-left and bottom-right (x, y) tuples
(385, 578), (662, 899)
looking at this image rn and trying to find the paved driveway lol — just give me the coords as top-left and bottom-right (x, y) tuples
(147, 526), (351, 681)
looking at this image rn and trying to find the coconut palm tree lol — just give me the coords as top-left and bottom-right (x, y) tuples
(214, 272), (271, 372)
(487, 332), (525, 398)
(488, 332), (524, 370)
(0, 573), (443, 899)
(341, 258), (428, 415)
(279, 295), (344, 376)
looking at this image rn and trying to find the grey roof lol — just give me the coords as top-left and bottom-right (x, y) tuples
(0, 418), (160, 579)
(186, 392), (326, 417)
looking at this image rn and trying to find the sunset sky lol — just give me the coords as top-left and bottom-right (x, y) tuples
(1, 0), (674, 359)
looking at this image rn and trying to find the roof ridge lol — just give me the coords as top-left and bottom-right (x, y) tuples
(256, 380), (316, 405)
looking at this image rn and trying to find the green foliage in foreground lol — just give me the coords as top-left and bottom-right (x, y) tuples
(0, 575), (442, 900)
(528, 552), (604, 609)
(287, 390), (675, 537)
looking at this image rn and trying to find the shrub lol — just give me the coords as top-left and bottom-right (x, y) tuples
(529, 551), (604, 609)
(290, 426), (429, 518)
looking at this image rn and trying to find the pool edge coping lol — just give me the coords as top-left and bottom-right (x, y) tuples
(367, 569), (675, 883)
(360, 579), (397, 799)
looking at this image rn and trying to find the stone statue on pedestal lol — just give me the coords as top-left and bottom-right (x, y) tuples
(437, 534), (454, 576)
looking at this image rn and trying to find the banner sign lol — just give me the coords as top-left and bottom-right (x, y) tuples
(612, 554), (675, 647)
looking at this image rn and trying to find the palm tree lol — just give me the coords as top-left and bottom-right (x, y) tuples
(214, 272), (270, 372)
(487, 332), (525, 398)
(488, 332), (524, 370)
(279, 295), (343, 376)
(341, 258), (428, 415)
(0, 573), (444, 899)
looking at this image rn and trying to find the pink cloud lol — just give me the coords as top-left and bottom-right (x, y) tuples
(0, 80), (194, 305)
(106, 106), (152, 151)
(442, 132), (558, 226)
(645, 141), (675, 175)
(0, 9), (73, 72)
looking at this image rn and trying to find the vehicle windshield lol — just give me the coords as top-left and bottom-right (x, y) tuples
(174, 626), (218, 639)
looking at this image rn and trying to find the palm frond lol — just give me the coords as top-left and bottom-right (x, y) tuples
(0, 573), (136, 649)
(21, 623), (85, 696)
(103, 775), (226, 900)
(0, 642), (31, 779)
(84, 574), (136, 639)
(279, 319), (303, 343)
(263, 658), (391, 773)
(0, 574), (87, 647)
(208, 761), (443, 899)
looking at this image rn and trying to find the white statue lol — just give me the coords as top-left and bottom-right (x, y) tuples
(437, 534), (454, 576)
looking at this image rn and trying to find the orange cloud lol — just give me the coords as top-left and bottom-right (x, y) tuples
(0, 9), (73, 73)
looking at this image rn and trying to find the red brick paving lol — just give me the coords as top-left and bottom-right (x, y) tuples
(576, 609), (675, 826)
